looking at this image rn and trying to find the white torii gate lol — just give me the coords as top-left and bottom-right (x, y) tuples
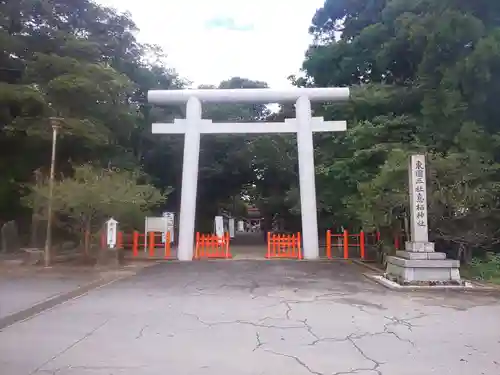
(148, 87), (350, 261)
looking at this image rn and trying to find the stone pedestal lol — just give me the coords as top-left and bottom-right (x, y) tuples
(97, 248), (124, 268)
(22, 248), (44, 265)
(386, 242), (461, 284)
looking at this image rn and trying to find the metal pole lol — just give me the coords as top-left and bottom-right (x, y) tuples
(44, 118), (60, 267)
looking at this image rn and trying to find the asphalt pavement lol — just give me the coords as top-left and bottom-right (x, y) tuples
(1, 260), (500, 375)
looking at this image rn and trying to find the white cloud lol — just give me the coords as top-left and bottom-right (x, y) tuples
(96, 0), (324, 88)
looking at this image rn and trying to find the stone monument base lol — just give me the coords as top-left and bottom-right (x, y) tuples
(385, 242), (461, 285)
(96, 248), (124, 268)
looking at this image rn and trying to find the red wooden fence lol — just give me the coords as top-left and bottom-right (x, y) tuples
(266, 232), (302, 259)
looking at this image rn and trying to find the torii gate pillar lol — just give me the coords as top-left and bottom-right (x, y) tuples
(148, 87), (350, 261)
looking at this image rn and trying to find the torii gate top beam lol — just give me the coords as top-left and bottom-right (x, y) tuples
(148, 87), (350, 104)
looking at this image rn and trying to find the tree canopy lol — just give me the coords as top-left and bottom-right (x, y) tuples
(1, 0), (181, 218)
(296, 0), (500, 259)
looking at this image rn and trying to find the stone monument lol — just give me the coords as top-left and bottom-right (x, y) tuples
(1, 220), (20, 253)
(386, 154), (461, 284)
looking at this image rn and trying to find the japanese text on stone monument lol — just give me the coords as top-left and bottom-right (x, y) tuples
(411, 155), (428, 230)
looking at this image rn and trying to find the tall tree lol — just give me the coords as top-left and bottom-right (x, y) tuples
(0, 0), (182, 230)
(298, 0), (500, 258)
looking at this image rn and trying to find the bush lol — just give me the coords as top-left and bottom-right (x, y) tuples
(24, 164), (170, 253)
(465, 252), (500, 284)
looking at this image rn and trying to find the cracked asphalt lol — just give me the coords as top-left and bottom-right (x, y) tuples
(1, 260), (500, 375)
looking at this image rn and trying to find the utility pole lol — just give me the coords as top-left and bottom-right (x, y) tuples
(44, 117), (62, 267)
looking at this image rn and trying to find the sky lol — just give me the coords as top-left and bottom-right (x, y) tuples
(95, 0), (325, 89)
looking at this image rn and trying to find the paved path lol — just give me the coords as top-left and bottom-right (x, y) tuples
(0, 268), (99, 320)
(1, 261), (500, 374)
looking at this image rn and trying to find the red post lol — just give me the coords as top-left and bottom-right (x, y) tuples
(286, 234), (289, 256)
(117, 231), (123, 249)
(219, 233), (222, 256)
(273, 233), (277, 257)
(394, 235), (399, 250)
(275, 233), (278, 257)
(132, 231), (139, 257)
(376, 231), (380, 242)
(225, 232), (231, 258)
(266, 232), (271, 258)
(343, 230), (349, 259)
(297, 232), (302, 259)
(164, 232), (171, 258)
(207, 235), (210, 256)
(194, 232), (200, 259)
(201, 233), (204, 258)
(206, 234), (210, 257)
(149, 232), (155, 257)
(360, 231), (365, 260)
(271, 233), (274, 257)
(100, 231), (106, 249)
(210, 234), (214, 256)
(326, 230), (332, 259)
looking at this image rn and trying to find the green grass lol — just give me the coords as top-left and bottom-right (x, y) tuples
(461, 252), (500, 285)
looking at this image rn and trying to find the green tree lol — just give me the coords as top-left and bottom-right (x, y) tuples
(190, 77), (271, 230)
(297, 0), (500, 260)
(24, 164), (168, 254)
(0, 0), (182, 229)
